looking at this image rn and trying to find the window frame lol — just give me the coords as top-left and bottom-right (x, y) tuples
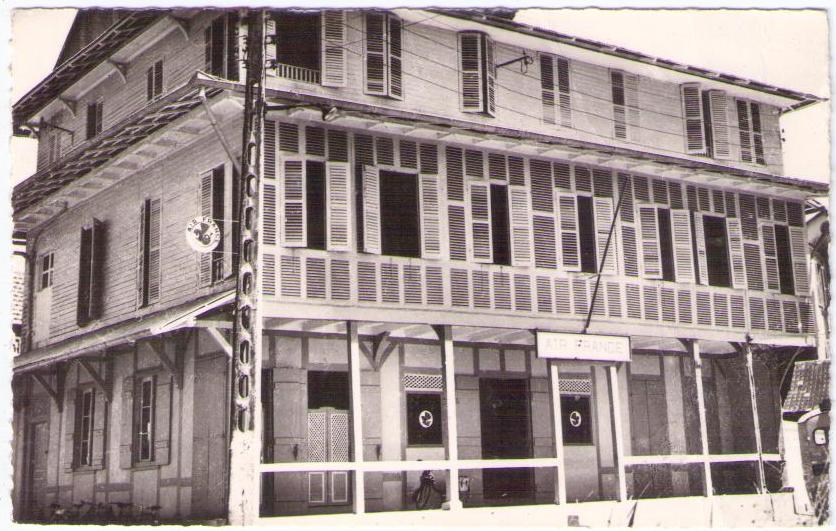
(363, 11), (403, 100)
(736, 99), (766, 165)
(405, 391), (444, 448)
(135, 375), (156, 464)
(378, 168), (422, 259)
(458, 31), (496, 116)
(40, 252), (54, 290)
(76, 387), (96, 468)
(146, 59), (164, 102)
(85, 99), (103, 140)
(702, 214), (733, 288)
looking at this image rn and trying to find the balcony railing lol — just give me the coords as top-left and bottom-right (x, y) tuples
(263, 248), (815, 337)
(274, 63), (320, 85)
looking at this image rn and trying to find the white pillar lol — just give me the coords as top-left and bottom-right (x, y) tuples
(691, 339), (714, 496)
(347, 321), (365, 514)
(608, 364), (628, 502)
(548, 361), (567, 504)
(744, 343), (766, 493)
(438, 325), (462, 510)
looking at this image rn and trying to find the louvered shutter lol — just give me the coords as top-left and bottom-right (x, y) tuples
(199, 171), (213, 286)
(321, 10), (346, 87)
(264, 120), (277, 179)
(265, 17), (277, 76)
(693, 213), (709, 285)
(540, 53), (555, 124)
(281, 158), (306, 247)
(484, 35), (496, 116)
(761, 224), (780, 291)
(736, 99), (753, 163)
(624, 73), (640, 142)
(153, 60), (163, 98)
(470, 182), (492, 262)
(147, 198), (162, 303)
(681, 83), (706, 154)
(637, 206), (662, 279)
(726, 218), (746, 288)
(670, 209), (695, 283)
(154, 374), (172, 465)
(593, 197), (617, 274)
(326, 162), (351, 251)
(508, 184), (532, 267)
(459, 32), (483, 112)
(556, 57), (571, 126)
(419, 172), (441, 258)
(90, 388), (106, 469)
(557, 192), (580, 271)
(388, 15), (403, 99)
(64, 390), (77, 471)
(137, 201), (147, 304)
(119, 376), (134, 468)
(362, 165), (381, 254)
(365, 13), (387, 95)
(708, 90), (730, 159)
(789, 226), (809, 296)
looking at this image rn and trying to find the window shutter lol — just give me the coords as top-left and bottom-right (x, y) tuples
(469, 182), (492, 263)
(95, 101), (103, 136)
(263, 182), (277, 246)
(146, 66), (154, 101)
(484, 35), (496, 116)
(680, 83), (706, 154)
(137, 201), (147, 304)
(693, 213), (709, 285)
(638, 206), (662, 279)
(388, 15), (403, 99)
(508, 183), (532, 267)
(744, 243), (764, 291)
(556, 57), (571, 127)
(789, 226), (809, 296)
(198, 171), (213, 286)
(154, 374), (172, 465)
(281, 158), (307, 247)
(419, 173), (441, 259)
(147, 198), (162, 303)
(459, 32), (483, 112)
(153, 60), (163, 98)
(624, 73), (640, 142)
(362, 165), (381, 254)
(557, 193), (580, 271)
(670, 209), (695, 283)
(90, 388), (107, 469)
(226, 12), (239, 81)
(726, 218), (746, 288)
(761, 224), (780, 291)
(593, 197), (617, 274)
(321, 10), (346, 87)
(265, 17), (277, 76)
(77, 219), (105, 326)
(750, 103), (765, 164)
(365, 13), (387, 95)
(708, 90), (730, 159)
(736, 99), (753, 163)
(64, 389), (77, 472)
(264, 120), (277, 179)
(119, 376), (134, 469)
(540, 53), (555, 124)
(326, 162), (351, 252)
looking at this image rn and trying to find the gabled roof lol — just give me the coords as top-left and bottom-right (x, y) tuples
(435, 9), (824, 111)
(783, 360), (830, 413)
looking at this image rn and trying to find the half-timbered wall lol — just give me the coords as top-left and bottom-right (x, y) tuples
(262, 119), (812, 338)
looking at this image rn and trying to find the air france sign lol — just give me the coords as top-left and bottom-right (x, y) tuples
(536, 331), (631, 363)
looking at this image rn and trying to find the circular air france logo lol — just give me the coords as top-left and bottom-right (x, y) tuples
(569, 410), (583, 428)
(186, 215), (221, 253)
(418, 410), (434, 429)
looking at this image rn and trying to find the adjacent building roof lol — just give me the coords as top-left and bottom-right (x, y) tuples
(783, 360), (830, 414)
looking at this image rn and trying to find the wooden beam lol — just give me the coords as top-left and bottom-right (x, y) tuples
(107, 59), (128, 83)
(548, 361), (567, 504)
(170, 16), (190, 39)
(690, 339), (713, 496)
(608, 364), (628, 502)
(31, 372), (62, 411)
(57, 96), (77, 117)
(207, 326), (233, 357)
(744, 342), (767, 493)
(148, 339), (181, 389)
(78, 358), (112, 402)
(435, 324), (462, 510)
(347, 321), (365, 514)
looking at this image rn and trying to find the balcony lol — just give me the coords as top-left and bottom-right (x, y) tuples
(262, 248), (815, 342)
(274, 62), (320, 85)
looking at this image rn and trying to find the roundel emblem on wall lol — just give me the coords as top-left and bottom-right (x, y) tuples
(418, 410), (434, 429)
(186, 215), (221, 253)
(569, 410), (583, 428)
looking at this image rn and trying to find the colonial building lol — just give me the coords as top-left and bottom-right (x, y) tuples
(11, 8), (827, 524)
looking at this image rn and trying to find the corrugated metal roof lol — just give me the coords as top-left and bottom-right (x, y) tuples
(783, 360), (830, 413)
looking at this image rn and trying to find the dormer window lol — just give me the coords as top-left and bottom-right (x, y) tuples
(86, 100), (103, 140)
(458, 31), (496, 116)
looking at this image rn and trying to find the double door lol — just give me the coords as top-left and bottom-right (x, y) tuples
(307, 408), (350, 506)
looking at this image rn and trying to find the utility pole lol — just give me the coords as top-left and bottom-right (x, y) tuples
(227, 9), (266, 526)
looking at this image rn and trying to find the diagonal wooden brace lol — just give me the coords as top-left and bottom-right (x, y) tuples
(31, 368), (64, 412)
(149, 339), (183, 389)
(78, 358), (112, 402)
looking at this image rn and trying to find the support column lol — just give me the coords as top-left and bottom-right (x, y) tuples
(744, 342), (767, 493)
(347, 321), (365, 514)
(608, 364), (628, 502)
(690, 339), (713, 496)
(548, 361), (567, 504)
(437, 325), (462, 510)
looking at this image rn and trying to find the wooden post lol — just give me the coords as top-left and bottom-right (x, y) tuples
(437, 325), (462, 510)
(347, 321), (365, 514)
(690, 339), (713, 496)
(744, 342), (767, 493)
(608, 364), (628, 502)
(548, 360), (567, 504)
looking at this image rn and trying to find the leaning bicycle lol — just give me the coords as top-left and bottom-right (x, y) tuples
(412, 470), (445, 509)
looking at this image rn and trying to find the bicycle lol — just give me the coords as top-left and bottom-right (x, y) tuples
(412, 470), (445, 509)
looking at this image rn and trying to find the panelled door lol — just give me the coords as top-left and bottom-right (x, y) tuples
(628, 378), (673, 497)
(307, 408), (350, 506)
(24, 422), (49, 518)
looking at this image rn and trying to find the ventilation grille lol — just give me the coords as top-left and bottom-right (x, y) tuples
(403, 373), (443, 391)
(559, 378), (592, 395)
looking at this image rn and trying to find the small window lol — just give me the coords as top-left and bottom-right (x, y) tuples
(40, 252), (54, 290)
(77, 219), (105, 327)
(458, 31), (495, 116)
(146, 60), (164, 101)
(657, 208), (676, 282)
(308, 371), (349, 410)
(577, 196), (597, 273)
(380, 170), (421, 258)
(774, 224), (795, 295)
(562, 395), (592, 445)
(407, 393), (443, 446)
(86, 101), (103, 140)
(306, 161), (327, 250)
(736, 99), (765, 165)
(136, 377), (155, 462)
(273, 12), (320, 82)
(364, 12), (403, 99)
(703, 215), (731, 287)
(77, 388), (95, 467)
